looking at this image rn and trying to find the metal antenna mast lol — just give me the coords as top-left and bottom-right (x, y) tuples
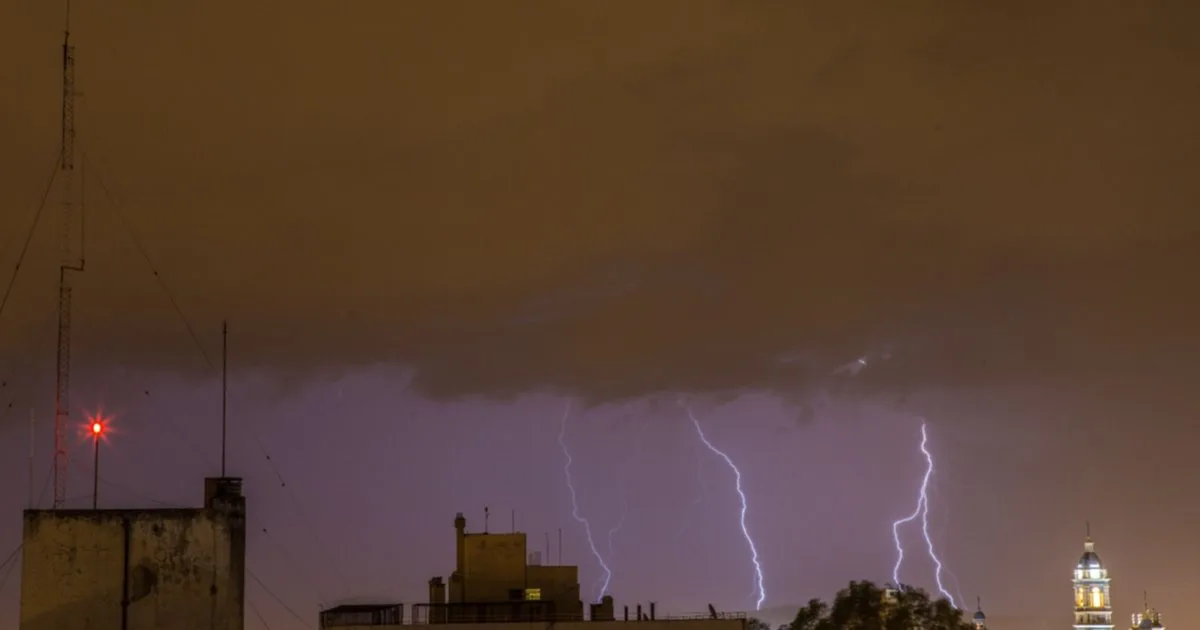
(53, 0), (85, 509)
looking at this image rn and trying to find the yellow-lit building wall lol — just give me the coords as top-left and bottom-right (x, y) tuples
(462, 533), (527, 602)
(526, 565), (582, 617)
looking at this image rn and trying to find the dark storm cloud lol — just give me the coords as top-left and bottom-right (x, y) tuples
(1, 1), (1198, 403)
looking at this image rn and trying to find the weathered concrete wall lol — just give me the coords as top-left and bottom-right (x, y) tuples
(19, 503), (245, 630)
(462, 533), (526, 602)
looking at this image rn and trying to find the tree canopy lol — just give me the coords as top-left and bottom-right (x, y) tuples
(776, 581), (974, 630)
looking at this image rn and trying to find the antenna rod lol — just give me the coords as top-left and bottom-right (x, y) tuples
(91, 429), (100, 509)
(557, 528), (562, 565)
(29, 409), (35, 508)
(221, 320), (228, 476)
(511, 509), (515, 533)
(52, 4), (81, 510)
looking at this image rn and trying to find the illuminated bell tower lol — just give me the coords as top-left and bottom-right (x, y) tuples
(973, 598), (988, 630)
(1073, 530), (1113, 630)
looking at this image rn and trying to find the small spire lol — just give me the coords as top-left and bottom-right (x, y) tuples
(1086, 520), (1091, 540)
(977, 596), (982, 612)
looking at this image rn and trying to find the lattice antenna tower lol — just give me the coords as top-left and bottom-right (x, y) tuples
(53, 0), (86, 508)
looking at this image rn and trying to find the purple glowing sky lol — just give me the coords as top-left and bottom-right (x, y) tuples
(2, 1), (1199, 629)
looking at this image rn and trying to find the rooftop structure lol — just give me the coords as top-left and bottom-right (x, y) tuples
(19, 477), (246, 630)
(320, 511), (747, 630)
(1130, 593), (1166, 630)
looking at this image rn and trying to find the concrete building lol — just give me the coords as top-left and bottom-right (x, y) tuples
(19, 477), (247, 630)
(414, 512), (582, 624)
(319, 512), (747, 630)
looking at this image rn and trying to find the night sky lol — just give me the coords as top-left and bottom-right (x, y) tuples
(2, 2), (1199, 629)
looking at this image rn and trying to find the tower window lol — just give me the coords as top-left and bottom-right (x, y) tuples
(1090, 587), (1104, 609)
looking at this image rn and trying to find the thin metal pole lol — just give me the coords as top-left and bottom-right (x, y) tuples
(557, 528), (562, 565)
(221, 320), (227, 476)
(92, 435), (99, 509)
(29, 409), (35, 508)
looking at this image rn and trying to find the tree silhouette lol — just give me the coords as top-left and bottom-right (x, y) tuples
(748, 617), (774, 630)
(786, 581), (972, 630)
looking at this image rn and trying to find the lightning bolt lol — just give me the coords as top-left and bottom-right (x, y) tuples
(890, 420), (957, 607)
(929, 479), (967, 607)
(600, 419), (646, 595)
(684, 405), (766, 611)
(557, 400), (613, 601)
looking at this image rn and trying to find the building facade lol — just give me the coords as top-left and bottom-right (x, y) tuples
(1073, 534), (1114, 630)
(320, 511), (747, 630)
(420, 512), (584, 623)
(19, 477), (246, 630)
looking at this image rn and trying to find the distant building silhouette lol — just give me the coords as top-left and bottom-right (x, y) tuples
(1130, 594), (1166, 630)
(320, 511), (747, 630)
(418, 511), (583, 623)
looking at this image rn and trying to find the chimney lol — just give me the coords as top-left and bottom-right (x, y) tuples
(455, 513), (467, 575)
(624, 606), (629, 621)
(590, 596), (615, 622)
(636, 605), (642, 622)
(650, 602), (656, 621)
(428, 577), (447, 624)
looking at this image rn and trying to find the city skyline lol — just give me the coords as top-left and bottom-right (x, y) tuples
(2, 1), (1197, 628)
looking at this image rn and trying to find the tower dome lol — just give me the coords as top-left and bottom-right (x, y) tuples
(972, 598), (987, 630)
(1073, 529), (1113, 630)
(1077, 539), (1104, 570)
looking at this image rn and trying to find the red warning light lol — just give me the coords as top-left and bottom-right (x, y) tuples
(79, 409), (116, 445)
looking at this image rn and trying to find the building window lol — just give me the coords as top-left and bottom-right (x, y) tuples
(1076, 588), (1085, 607)
(525, 588), (542, 601)
(1090, 587), (1104, 609)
